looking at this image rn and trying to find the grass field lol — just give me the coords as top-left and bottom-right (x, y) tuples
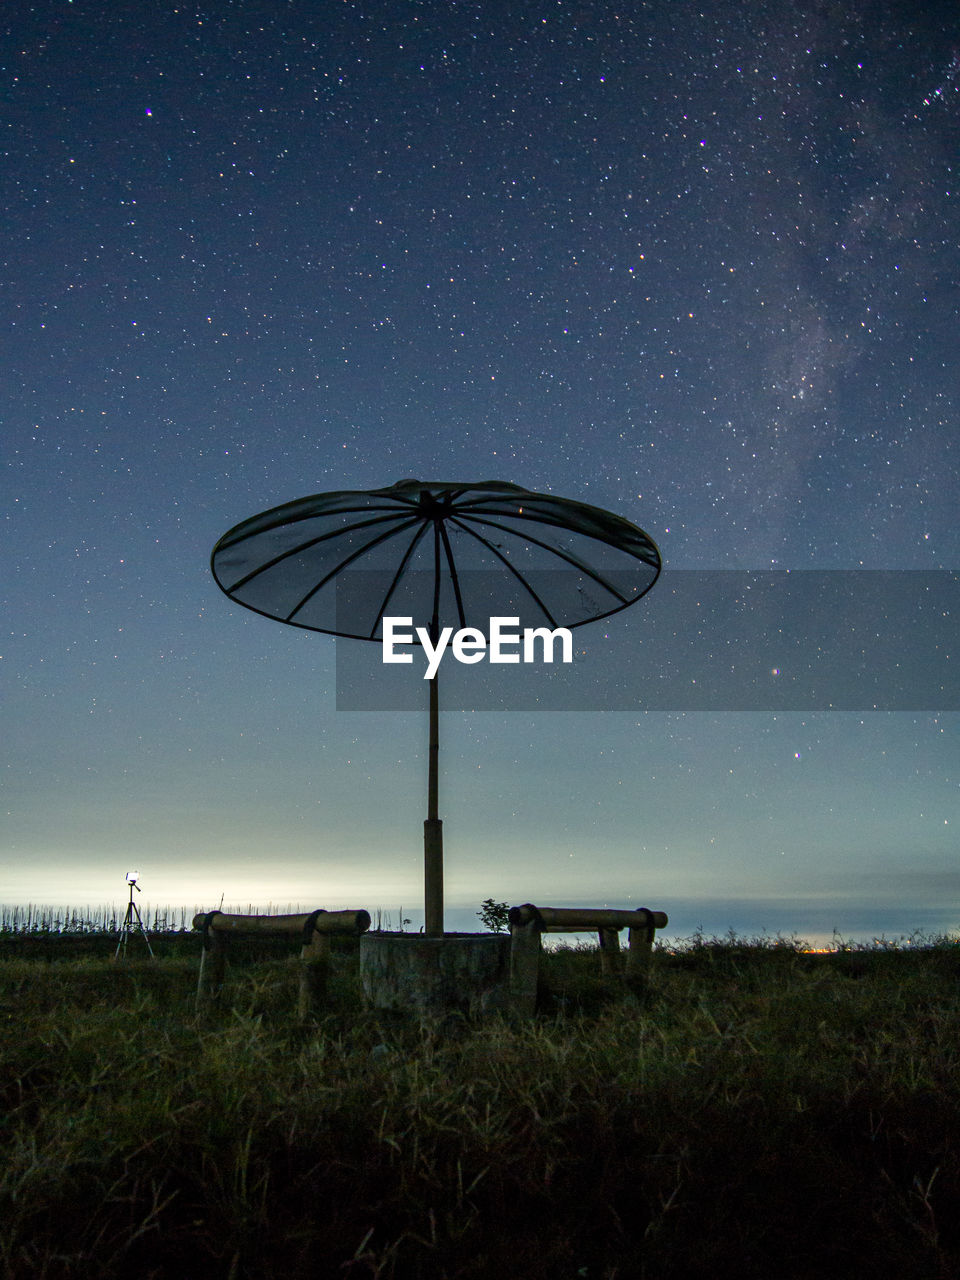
(1, 930), (959, 1279)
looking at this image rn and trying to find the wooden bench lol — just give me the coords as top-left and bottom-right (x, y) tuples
(508, 904), (669, 1015)
(193, 908), (371, 1015)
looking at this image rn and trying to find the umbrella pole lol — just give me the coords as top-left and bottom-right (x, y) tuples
(424, 669), (444, 936)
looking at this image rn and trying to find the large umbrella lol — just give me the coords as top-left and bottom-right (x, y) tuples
(211, 478), (661, 934)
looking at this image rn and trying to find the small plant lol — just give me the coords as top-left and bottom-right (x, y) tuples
(478, 898), (510, 933)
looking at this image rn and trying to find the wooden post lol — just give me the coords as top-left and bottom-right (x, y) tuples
(424, 665), (444, 936)
(424, 819), (444, 938)
(598, 927), (623, 976)
(509, 916), (542, 1017)
(196, 911), (226, 1009)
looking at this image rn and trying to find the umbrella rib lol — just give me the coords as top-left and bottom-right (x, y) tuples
(453, 512), (646, 604)
(446, 516), (561, 628)
(283, 518), (424, 623)
(220, 512), (418, 595)
(431, 521), (442, 638)
(365, 520), (433, 639)
(438, 520), (469, 630)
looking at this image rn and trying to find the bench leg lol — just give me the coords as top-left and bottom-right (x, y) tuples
(299, 932), (331, 1017)
(626, 924), (655, 978)
(509, 920), (541, 1016)
(599, 927), (623, 976)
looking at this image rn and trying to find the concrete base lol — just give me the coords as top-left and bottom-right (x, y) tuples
(360, 932), (510, 1016)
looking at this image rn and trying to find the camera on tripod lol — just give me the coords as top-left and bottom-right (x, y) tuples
(115, 872), (153, 960)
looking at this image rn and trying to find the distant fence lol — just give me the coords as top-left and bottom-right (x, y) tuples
(0, 903), (198, 936)
(193, 908), (371, 1014)
(509, 905), (669, 1015)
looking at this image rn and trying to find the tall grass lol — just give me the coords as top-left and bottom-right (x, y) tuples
(1, 936), (959, 1278)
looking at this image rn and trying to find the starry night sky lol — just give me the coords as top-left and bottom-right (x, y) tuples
(4, 0), (958, 943)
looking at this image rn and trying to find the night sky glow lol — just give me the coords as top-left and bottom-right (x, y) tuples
(3, 0), (958, 944)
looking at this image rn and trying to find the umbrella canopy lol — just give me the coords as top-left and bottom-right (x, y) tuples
(211, 478), (661, 641)
(211, 479), (662, 934)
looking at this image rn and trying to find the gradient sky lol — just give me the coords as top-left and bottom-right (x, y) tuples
(4, 0), (958, 944)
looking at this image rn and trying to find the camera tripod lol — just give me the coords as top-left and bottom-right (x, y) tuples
(114, 877), (155, 959)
